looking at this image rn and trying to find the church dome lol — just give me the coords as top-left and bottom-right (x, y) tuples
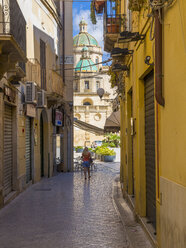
(73, 19), (99, 47)
(75, 46), (98, 72)
(73, 33), (99, 47)
(75, 58), (98, 72)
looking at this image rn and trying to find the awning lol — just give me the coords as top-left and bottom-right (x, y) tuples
(104, 111), (120, 133)
(74, 119), (104, 135)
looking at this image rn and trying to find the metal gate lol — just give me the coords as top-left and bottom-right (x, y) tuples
(144, 71), (156, 229)
(4, 104), (13, 196)
(25, 117), (32, 183)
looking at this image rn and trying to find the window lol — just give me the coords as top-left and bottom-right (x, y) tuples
(85, 81), (89, 89)
(83, 102), (91, 106)
(83, 98), (93, 105)
(40, 39), (46, 90)
(74, 82), (79, 92)
(96, 81), (100, 91)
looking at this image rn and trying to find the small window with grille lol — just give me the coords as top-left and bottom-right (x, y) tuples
(85, 81), (89, 89)
(96, 81), (100, 91)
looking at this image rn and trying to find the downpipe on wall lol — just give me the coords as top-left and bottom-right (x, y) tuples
(155, 10), (165, 107)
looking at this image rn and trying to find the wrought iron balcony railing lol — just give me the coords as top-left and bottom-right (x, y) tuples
(105, 14), (126, 35)
(0, 0), (26, 54)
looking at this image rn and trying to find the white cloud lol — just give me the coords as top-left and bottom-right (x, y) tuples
(73, 9), (109, 60)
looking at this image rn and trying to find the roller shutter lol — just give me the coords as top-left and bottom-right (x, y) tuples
(144, 72), (156, 229)
(3, 104), (13, 196)
(40, 115), (44, 177)
(25, 117), (32, 183)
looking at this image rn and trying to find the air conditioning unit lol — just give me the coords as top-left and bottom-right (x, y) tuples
(25, 82), (37, 104)
(37, 90), (47, 108)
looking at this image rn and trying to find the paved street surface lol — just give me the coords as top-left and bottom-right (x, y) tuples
(0, 162), (149, 248)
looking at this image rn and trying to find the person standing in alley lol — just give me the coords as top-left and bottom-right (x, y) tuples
(82, 147), (91, 179)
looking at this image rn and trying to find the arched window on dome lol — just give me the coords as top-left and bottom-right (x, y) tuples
(96, 81), (100, 91)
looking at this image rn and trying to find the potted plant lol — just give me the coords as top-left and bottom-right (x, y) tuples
(96, 146), (116, 162)
(88, 147), (95, 157)
(107, 66), (119, 88)
(76, 146), (84, 153)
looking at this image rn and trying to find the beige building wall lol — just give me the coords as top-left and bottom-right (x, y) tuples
(73, 20), (115, 147)
(0, 0), (73, 208)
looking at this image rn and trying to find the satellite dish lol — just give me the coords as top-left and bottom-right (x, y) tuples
(97, 88), (105, 99)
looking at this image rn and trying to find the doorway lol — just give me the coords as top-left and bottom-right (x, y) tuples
(40, 113), (44, 177)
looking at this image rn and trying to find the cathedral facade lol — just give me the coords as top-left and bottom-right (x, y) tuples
(73, 19), (115, 147)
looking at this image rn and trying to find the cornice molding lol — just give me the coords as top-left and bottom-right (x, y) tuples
(40, 0), (62, 29)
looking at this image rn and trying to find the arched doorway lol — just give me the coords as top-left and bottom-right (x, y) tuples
(40, 110), (48, 177)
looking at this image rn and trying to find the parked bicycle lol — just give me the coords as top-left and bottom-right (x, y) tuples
(73, 156), (83, 171)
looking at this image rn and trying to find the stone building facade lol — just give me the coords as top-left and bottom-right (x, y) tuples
(73, 20), (115, 147)
(0, 0), (73, 208)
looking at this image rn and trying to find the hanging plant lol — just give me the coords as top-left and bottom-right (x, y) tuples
(90, 1), (97, 24)
(107, 66), (119, 88)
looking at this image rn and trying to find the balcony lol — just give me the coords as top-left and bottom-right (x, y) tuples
(0, 0), (27, 79)
(104, 14), (126, 52)
(47, 70), (64, 107)
(26, 59), (41, 87)
(49, 70), (64, 96)
(94, 0), (105, 14)
(84, 88), (91, 93)
(74, 105), (110, 113)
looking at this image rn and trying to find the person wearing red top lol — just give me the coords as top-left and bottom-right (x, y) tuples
(82, 147), (92, 179)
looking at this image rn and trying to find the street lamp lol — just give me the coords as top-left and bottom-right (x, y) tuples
(118, 31), (145, 43)
(97, 88), (105, 99)
(97, 88), (116, 102)
(111, 48), (133, 57)
(112, 63), (129, 72)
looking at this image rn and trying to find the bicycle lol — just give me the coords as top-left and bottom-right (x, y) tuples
(74, 156), (84, 171)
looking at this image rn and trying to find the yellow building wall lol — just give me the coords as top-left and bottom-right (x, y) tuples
(122, 20), (154, 217)
(120, 1), (186, 247)
(158, 1), (186, 247)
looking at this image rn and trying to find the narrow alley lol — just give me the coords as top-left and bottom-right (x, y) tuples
(0, 163), (151, 248)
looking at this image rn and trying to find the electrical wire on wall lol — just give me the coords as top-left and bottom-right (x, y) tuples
(148, 0), (177, 41)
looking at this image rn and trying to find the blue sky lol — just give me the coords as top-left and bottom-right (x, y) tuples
(73, 1), (110, 62)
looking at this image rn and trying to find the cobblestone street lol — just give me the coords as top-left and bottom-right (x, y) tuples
(0, 162), (151, 248)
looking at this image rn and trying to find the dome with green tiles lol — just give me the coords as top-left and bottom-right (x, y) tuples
(75, 47), (98, 72)
(73, 19), (99, 47)
(75, 58), (98, 72)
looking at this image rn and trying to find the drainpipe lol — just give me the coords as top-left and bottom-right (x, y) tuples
(155, 10), (165, 106)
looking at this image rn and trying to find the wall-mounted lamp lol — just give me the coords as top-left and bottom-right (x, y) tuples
(111, 48), (133, 57)
(112, 63), (129, 72)
(145, 56), (154, 66)
(119, 31), (145, 43)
